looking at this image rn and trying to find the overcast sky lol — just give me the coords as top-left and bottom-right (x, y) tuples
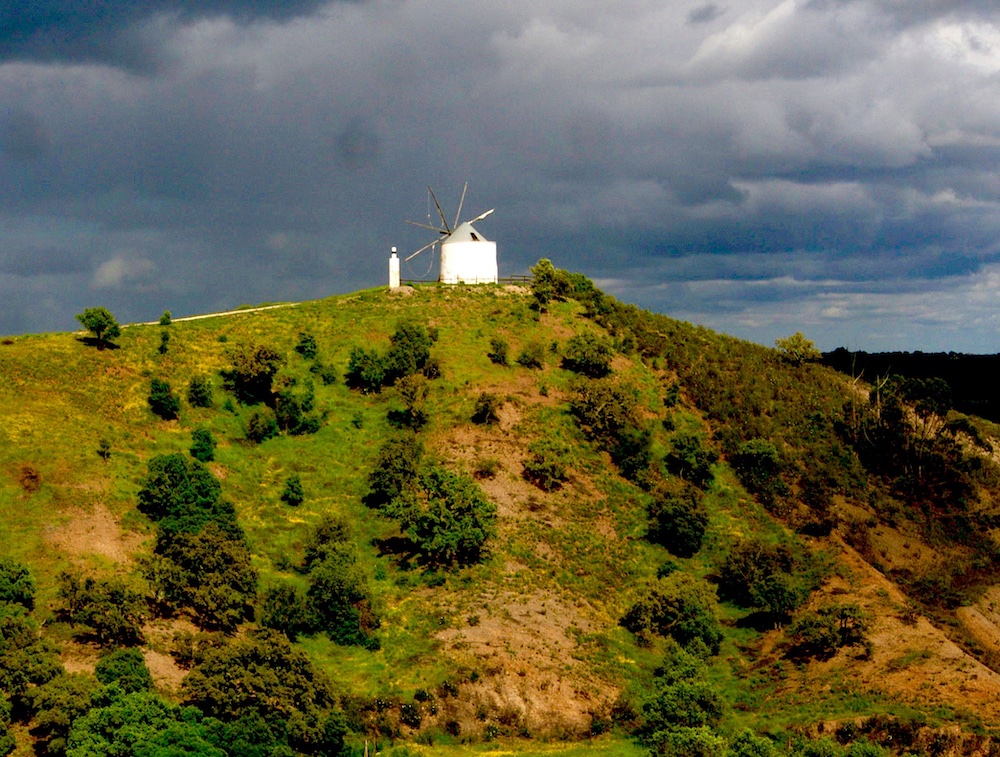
(2, 0), (1000, 351)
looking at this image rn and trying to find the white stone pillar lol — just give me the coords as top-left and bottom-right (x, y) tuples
(389, 247), (400, 289)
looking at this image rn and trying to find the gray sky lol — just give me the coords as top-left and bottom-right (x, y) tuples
(2, 0), (1000, 351)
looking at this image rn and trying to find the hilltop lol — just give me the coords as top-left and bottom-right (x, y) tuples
(3, 265), (1000, 756)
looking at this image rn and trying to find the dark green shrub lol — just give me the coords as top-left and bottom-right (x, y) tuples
(222, 342), (285, 405)
(97, 438), (112, 461)
(664, 431), (717, 488)
(56, 572), (147, 646)
(260, 582), (310, 640)
(158, 330), (170, 355)
(148, 378), (180, 420)
(281, 474), (304, 507)
(159, 310), (172, 326)
(385, 321), (433, 382)
(472, 392), (503, 425)
(364, 434), (423, 511)
(187, 375), (213, 408)
(731, 438), (787, 506)
(487, 337), (509, 366)
(0, 558), (35, 610)
(620, 572), (722, 653)
(136, 453), (235, 537)
(189, 428), (216, 463)
(345, 347), (386, 394)
(246, 408), (279, 444)
(647, 486), (708, 558)
(294, 331), (318, 359)
(151, 524), (257, 631)
(571, 378), (651, 479)
(516, 342), (545, 369)
(718, 539), (805, 619)
(787, 603), (870, 659)
(405, 467), (497, 567)
(562, 332), (615, 378)
(310, 360), (338, 385)
(305, 527), (379, 646)
(275, 384), (321, 435)
(95, 648), (154, 692)
(389, 374), (429, 430)
(522, 441), (568, 492)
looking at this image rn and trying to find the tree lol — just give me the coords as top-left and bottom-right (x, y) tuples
(28, 672), (100, 755)
(190, 428), (217, 463)
(621, 572), (723, 653)
(260, 583), (310, 641)
(731, 438), (787, 507)
(562, 332), (615, 378)
(647, 486), (708, 558)
(222, 342), (285, 405)
(487, 337), (509, 366)
(786, 603), (870, 659)
(159, 310), (172, 326)
(405, 467), (497, 567)
(389, 374), (429, 429)
(364, 434), (423, 511)
(281, 474), (304, 506)
(246, 408), (279, 444)
(385, 321), (433, 382)
(148, 378), (181, 420)
(66, 690), (225, 757)
(95, 648), (154, 693)
(153, 524), (257, 631)
(718, 539), (805, 620)
(774, 332), (821, 366)
(75, 307), (121, 348)
(137, 454), (232, 536)
(345, 347), (386, 394)
(182, 629), (339, 734)
(306, 546), (378, 647)
(664, 431), (718, 489)
(0, 558), (35, 610)
(56, 573), (147, 646)
(187, 375), (214, 408)
(472, 392), (503, 425)
(295, 331), (318, 359)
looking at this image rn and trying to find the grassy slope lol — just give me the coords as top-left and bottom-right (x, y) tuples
(4, 283), (1000, 752)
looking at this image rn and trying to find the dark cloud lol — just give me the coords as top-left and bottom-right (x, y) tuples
(1, 110), (50, 160)
(688, 4), (725, 25)
(0, 0), (331, 70)
(2, 0), (1000, 352)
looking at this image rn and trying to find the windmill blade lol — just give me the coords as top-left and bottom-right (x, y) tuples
(468, 208), (495, 224)
(404, 238), (439, 262)
(406, 219), (448, 234)
(453, 182), (468, 229)
(427, 186), (451, 234)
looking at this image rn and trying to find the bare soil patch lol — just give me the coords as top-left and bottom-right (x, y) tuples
(437, 590), (614, 737)
(776, 537), (1000, 723)
(45, 504), (144, 565)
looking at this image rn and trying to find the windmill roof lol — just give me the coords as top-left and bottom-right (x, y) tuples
(444, 221), (490, 244)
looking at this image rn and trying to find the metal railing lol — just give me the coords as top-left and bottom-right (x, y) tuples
(398, 275), (532, 286)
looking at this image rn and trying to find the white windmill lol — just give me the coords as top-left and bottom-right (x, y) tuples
(401, 184), (498, 285)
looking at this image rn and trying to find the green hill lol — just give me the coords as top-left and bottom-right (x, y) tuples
(3, 265), (1000, 756)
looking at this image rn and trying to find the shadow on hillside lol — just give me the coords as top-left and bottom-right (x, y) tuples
(76, 336), (121, 350)
(373, 536), (419, 570)
(735, 610), (790, 633)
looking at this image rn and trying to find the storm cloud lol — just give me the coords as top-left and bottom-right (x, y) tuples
(2, 0), (1000, 350)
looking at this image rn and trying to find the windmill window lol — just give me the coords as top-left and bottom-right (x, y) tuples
(470, 232), (479, 241)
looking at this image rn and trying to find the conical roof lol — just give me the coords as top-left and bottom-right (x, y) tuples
(443, 221), (490, 244)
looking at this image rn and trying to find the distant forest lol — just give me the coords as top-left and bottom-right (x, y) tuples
(823, 348), (1000, 422)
